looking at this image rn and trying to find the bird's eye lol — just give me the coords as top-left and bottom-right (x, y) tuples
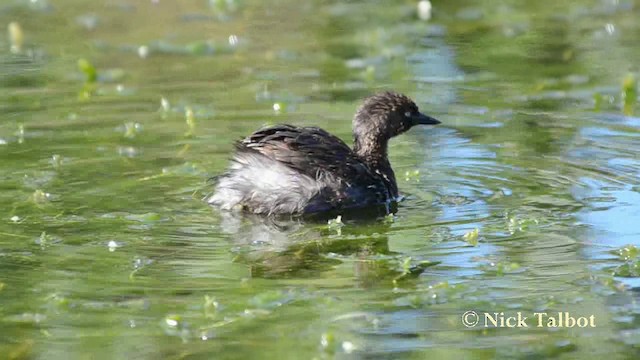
(404, 111), (412, 118)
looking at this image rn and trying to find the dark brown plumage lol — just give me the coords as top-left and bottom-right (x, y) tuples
(208, 91), (441, 216)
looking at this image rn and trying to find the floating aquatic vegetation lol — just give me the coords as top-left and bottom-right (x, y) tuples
(77, 58), (97, 99)
(75, 62), (124, 97)
(35, 231), (60, 249)
(404, 169), (420, 181)
(327, 215), (344, 231)
(185, 107), (196, 137)
(616, 245), (639, 261)
(319, 331), (356, 355)
(506, 214), (539, 234)
(50, 154), (63, 169)
(123, 122), (142, 139)
(203, 295), (219, 319)
(622, 73), (637, 116)
(608, 245), (640, 278)
(77, 58), (97, 83)
(612, 262), (640, 278)
(393, 257), (439, 283)
(593, 92), (604, 111)
(463, 228), (479, 246)
(8, 22), (24, 54)
(383, 213), (395, 224)
(31, 189), (51, 204)
(129, 256), (154, 280)
(162, 314), (191, 342)
(320, 332), (335, 351)
(16, 124), (24, 144)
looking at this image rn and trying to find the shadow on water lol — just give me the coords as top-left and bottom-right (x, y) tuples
(216, 210), (444, 287)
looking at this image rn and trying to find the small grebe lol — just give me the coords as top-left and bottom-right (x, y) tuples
(208, 91), (441, 216)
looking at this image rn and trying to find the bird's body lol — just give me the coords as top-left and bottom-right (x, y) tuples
(208, 92), (440, 216)
(210, 125), (394, 215)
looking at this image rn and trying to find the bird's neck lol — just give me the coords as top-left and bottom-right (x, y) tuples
(354, 133), (387, 160)
(353, 135), (398, 198)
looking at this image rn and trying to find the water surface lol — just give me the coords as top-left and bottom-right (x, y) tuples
(1, 0), (640, 359)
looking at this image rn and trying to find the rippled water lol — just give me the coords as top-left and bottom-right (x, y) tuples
(1, 0), (640, 358)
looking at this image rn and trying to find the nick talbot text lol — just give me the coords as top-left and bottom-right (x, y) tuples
(483, 312), (596, 328)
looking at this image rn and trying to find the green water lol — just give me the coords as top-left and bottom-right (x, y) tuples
(2, 0), (640, 358)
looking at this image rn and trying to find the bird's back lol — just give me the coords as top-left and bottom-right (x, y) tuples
(208, 124), (392, 215)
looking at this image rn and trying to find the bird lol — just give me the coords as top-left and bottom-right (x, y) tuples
(208, 91), (441, 217)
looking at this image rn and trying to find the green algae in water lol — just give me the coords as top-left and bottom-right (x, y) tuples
(50, 154), (63, 169)
(612, 261), (640, 278)
(203, 295), (219, 319)
(2, 0), (640, 358)
(463, 228), (479, 246)
(404, 169), (420, 181)
(16, 124), (24, 144)
(393, 257), (440, 282)
(622, 74), (637, 116)
(185, 107), (196, 137)
(507, 215), (539, 234)
(31, 189), (51, 204)
(77, 58), (97, 99)
(8, 22), (24, 54)
(480, 261), (522, 277)
(162, 314), (191, 342)
(77, 58), (97, 83)
(593, 92), (604, 111)
(327, 215), (344, 228)
(123, 122), (142, 139)
(609, 245), (640, 277)
(320, 332), (336, 353)
(616, 245), (640, 261)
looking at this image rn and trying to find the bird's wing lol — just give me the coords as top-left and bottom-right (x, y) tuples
(238, 124), (368, 182)
(229, 124), (393, 214)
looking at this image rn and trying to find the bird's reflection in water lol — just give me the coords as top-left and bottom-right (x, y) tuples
(217, 212), (423, 286)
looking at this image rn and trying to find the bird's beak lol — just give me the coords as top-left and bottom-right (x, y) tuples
(412, 112), (441, 125)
